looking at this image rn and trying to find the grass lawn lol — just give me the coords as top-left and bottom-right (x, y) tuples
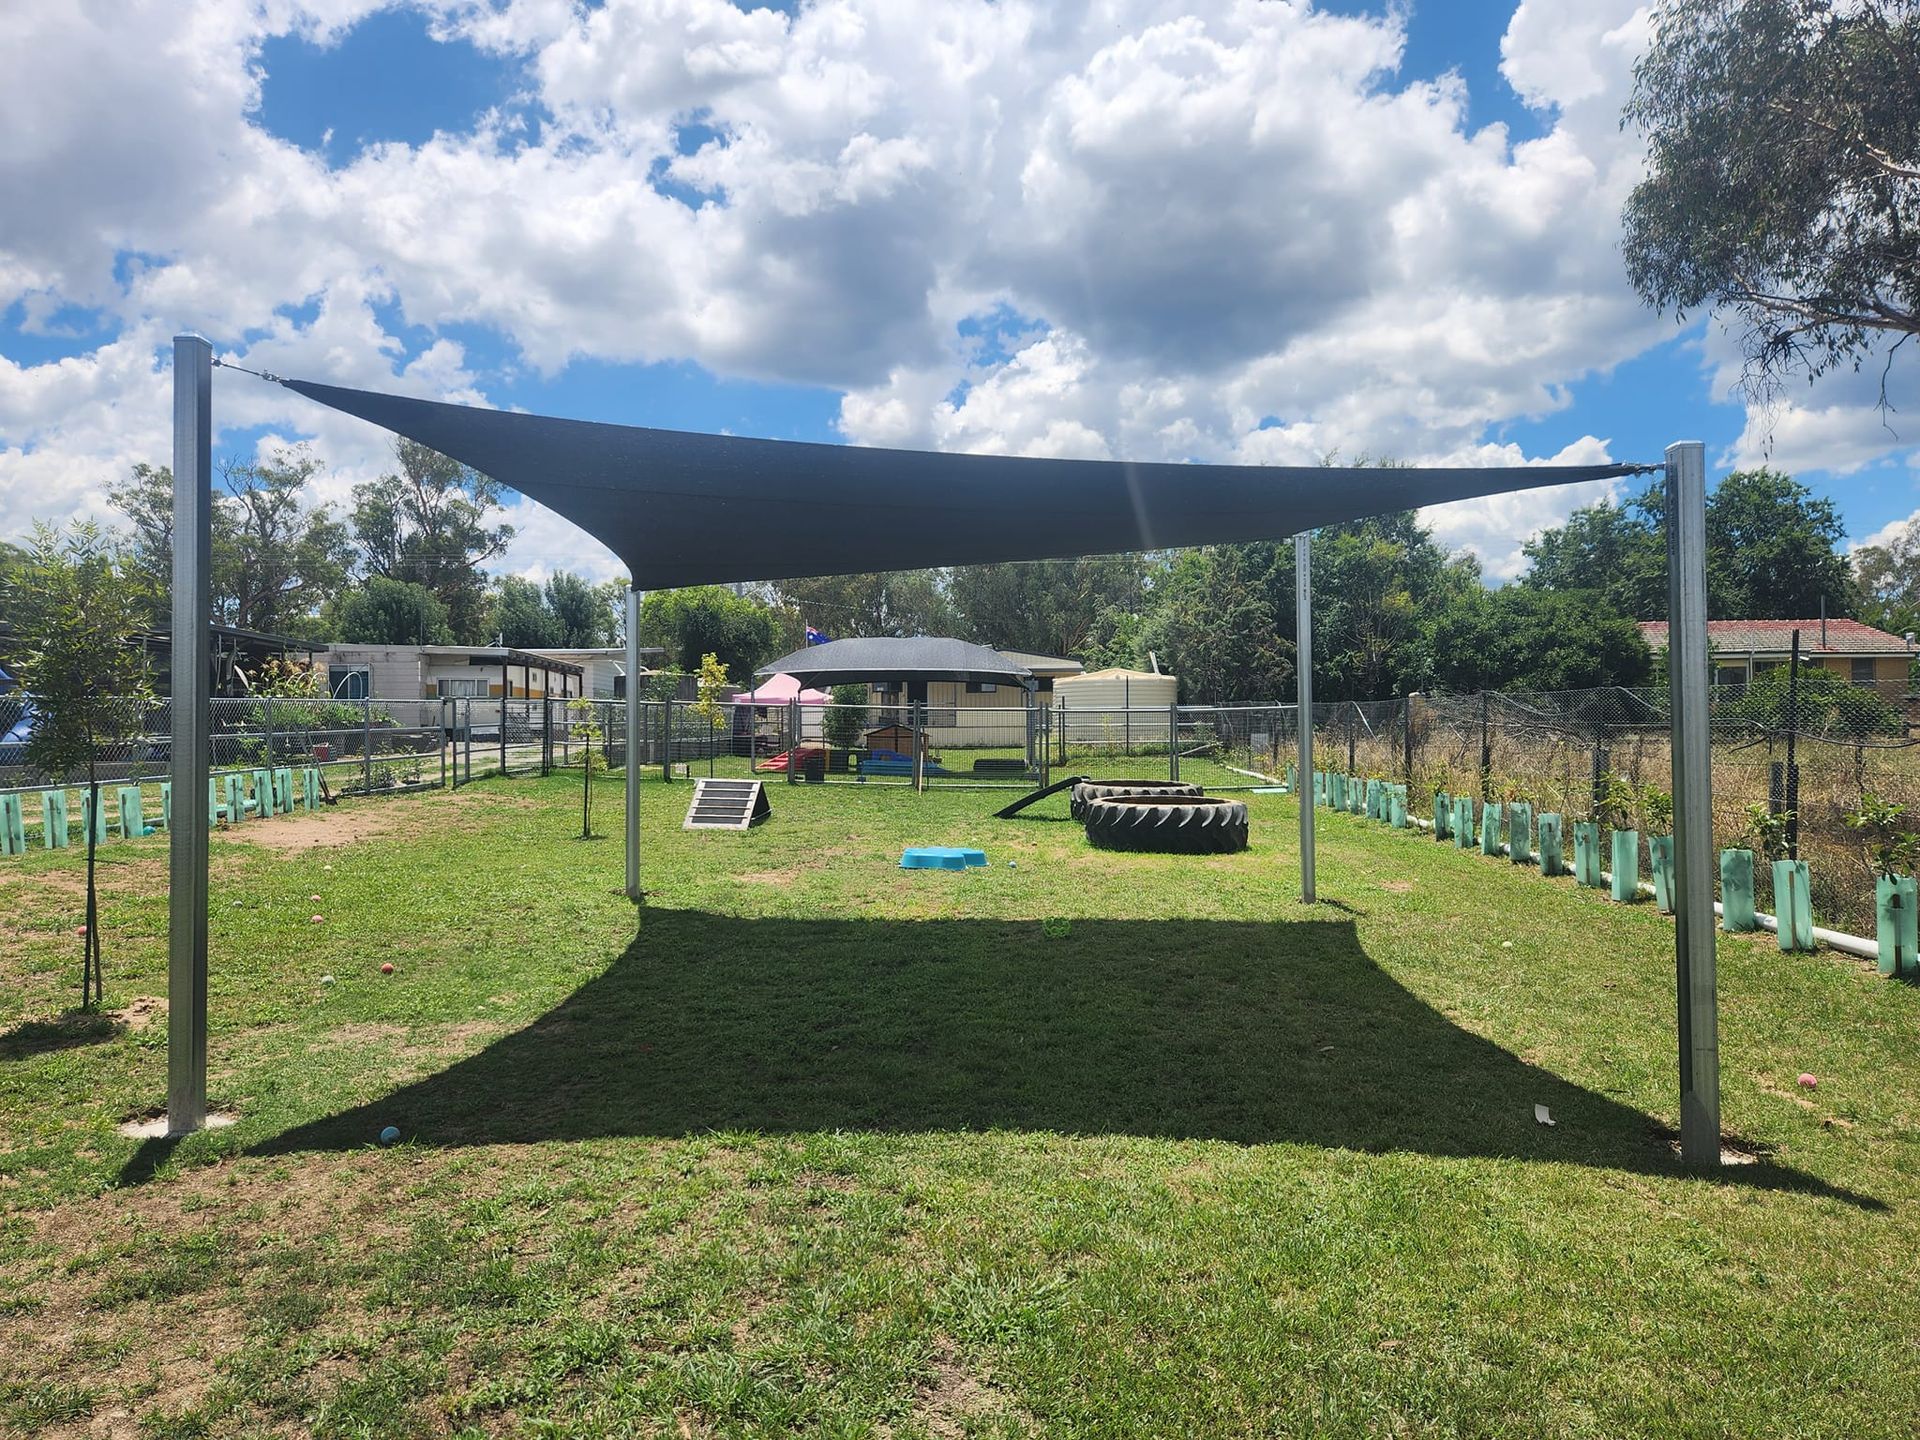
(2, 763), (1918, 1438)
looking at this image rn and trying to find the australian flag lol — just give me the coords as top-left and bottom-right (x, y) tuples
(805, 625), (830, 646)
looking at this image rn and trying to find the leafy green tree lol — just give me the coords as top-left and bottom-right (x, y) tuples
(351, 439), (514, 643)
(1522, 470), (1856, 620)
(3, 524), (156, 1009)
(1623, 0), (1920, 396)
(769, 570), (953, 639)
(545, 572), (622, 646)
(1520, 490), (1669, 619)
(1706, 469), (1857, 619)
(1135, 544), (1294, 703)
(638, 586), (780, 682)
(948, 555), (1150, 659)
(1850, 515), (1920, 641)
(566, 697), (604, 840)
(1312, 513), (1469, 699)
(491, 575), (562, 648)
(1429, 588), (1653, 693)
(330, 578), (453, 645)
(825, 683), (867, 751)
(108, 449), (353, 636)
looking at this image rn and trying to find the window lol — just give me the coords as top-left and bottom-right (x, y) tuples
(873, 681), (901, 695)
(965, 681), (998, 693)
(1714, 665), (1746, 688)
(329, 666), (368, 700)
(437, 677), (482, 698)
(1753, 660), (1782, 678)
(1852, 658), (1878, 685)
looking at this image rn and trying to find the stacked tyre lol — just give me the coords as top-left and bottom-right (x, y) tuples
(1069, 778), (1203, 822)
(1083, 794), (1249, 854)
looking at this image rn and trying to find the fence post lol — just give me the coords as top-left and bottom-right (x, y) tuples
(1591, 738), (1608, 818)
(1295, 531), (1315, 904)
(263, 694), (275, 770)
(1403, 693), (1416, 781)
(363, 697), (374, 794)
(543, 696), (553, 777)
(911, 701), (925, 792)
(1168, 702), (1179, 782)
(1666, 437), (1720, 1169)
(788, 698), (800, 785)
(662, 699), (674, 782)
(1346, 703), (1356, 774)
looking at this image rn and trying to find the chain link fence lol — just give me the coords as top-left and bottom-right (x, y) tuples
(1303, 680), (1919, 938)
(7, 675), (1915, 934)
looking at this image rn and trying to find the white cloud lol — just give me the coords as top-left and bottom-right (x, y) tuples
(6, 0), (1880, 597)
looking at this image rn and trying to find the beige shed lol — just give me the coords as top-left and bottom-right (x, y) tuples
(1052, 666), (1179, 742)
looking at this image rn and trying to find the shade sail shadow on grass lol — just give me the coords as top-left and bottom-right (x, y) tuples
(257, 911), (1867, 1202)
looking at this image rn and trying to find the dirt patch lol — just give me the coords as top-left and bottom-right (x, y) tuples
(1380, 880), (1414, 894)
(736, 869), (797, 886)
(309, 1019), (510, 1060)
(885, 1335), (1032, 1439)
(113, 996), (166, 1031)
(224, 802), (415, 852)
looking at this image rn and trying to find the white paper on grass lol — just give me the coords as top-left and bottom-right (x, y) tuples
(1534, 1104), (1556, 1126)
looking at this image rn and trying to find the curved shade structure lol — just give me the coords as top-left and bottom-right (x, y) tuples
(281, 378), (1649, 590)
(757, 636), (1033, 688)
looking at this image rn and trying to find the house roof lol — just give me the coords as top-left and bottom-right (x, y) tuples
(996, 650), (1084, 677)
(1638, 619), (1913, 655)
(757, 636), (1034, 687)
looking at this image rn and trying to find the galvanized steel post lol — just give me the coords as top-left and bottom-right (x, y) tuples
(624, 587), (642, 903)
(1295, 532), (1315, 904)
(1666, 440), (1720, 1167)
(167, 335), (212, 1135)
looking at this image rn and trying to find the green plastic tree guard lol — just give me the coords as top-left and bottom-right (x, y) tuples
(1772, 859), (1814, 951)
(160, 781), (172, 830)
(1284, 763), (1296, 792)
(1509, 801), (1533, 864)
(1389, 785), (1408, 828)
(1610, 829), (1640, 901)
(251, 769), (273, 814)
(274, 767), (295, 813)
(1573, 821), (1603, 887)
(1432, 789), (1450, 839)
(117, 785), (151, 839)
(302, 768), (321, 809)
(1875, 876), (1918, 978)
(0, 793), (24, 855)
(223, 773), (247, 824)
(43, 790), (68, 848)
(1454, 796), (1476, 848)
(1329, 774), (1344, 810)
(1649, 834), (1675, 913)
(78, 789), (109, 845)
(1314, 771), (1326, 805)
(1349, 776), (1365, 815)
(1720, 849), (1756, 932)
(1365, 778), (1380, 819)
(1538, 813), (1564, 876)
(1480, 801), (1503, 855)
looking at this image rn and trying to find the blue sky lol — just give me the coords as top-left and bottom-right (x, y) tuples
(3, 0), (1915, 584)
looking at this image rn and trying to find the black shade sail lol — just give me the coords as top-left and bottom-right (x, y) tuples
(757, 637), (1033, 688)
(281, 378), (1650, 590)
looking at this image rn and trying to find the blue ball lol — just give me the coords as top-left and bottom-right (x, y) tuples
(378, 1125), (400, 1146)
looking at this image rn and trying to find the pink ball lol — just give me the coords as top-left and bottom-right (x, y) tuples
(380, 962), (394, 975)
(1797, 1072), (1817, 1090)
(310, 914), (325, 924)
(309, 894), (322, 902)
(74, 925), (87, 936)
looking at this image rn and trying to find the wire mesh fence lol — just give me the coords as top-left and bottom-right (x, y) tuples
(1302, 681), (1920, 938)
(6, 675), (1915, 934)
